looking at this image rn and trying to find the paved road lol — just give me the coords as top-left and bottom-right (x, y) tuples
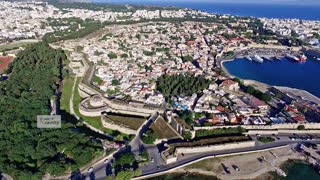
(0, 173), (13, 180)
(78, 135), (320, 180)
(79, 113), (159, 180)
(75, 130), (320, 180)
(140, 138), (320, 177)
(130, 113), (159, 155)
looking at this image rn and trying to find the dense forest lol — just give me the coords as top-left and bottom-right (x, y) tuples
(0, 43), (102, 178)
(156, 74), (212, 97)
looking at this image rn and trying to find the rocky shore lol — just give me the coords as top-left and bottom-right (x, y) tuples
(171, 146), (307, 180)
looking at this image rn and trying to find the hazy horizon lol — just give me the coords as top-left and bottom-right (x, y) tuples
(93, 0), (320, 5)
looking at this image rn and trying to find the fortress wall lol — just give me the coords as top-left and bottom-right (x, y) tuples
(175, 141), (256, 155)
(101, 117), (137, 135)
(194, 123), (320, 131)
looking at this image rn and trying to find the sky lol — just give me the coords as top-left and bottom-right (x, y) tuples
(96, 0), (320, 5)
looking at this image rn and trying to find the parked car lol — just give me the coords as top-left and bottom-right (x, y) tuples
(232, 165), (240, 171)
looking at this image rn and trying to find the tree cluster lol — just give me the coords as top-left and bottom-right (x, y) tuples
(0, 43), (102, 178)
(195, 127), (247, 138)
(141, 129), (157, 144)
(157, 74), (211, 97)
(245, 85), (272, 102)
(43, 18), (102, 43)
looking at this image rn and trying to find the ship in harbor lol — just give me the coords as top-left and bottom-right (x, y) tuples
(273, 56), (281, 60)
(252, 54), (264, 63)
(285, 54), (299, 62)
(245, 56), (252, 61)
(298, 54), (307, 62)
(263, 56), (273, 61)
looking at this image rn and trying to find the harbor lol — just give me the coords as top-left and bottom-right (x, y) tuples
(221, 54), (320, 98)
(233, 48), (309, 63)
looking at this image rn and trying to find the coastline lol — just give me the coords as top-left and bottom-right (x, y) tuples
(166, 146), (309, 180)
(220, 58), (320, 102)
(220, 58), (236, 78)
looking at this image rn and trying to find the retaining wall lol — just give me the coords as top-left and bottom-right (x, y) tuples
(133, 145), (289, 180)
(101, 117), (137, 135)
(194, 123), (320, 131)
(175, 141), (256, 155)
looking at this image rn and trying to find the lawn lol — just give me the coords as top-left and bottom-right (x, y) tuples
(105, 113), (146, 130)
(151, 116), (179, 139)
(60, 76), (74, 113)
(0, 40), (38, 52)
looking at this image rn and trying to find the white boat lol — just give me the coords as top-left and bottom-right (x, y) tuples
(285, 54), (299, 62)
(252, 55), (264, 63)
(317, 58), (320, 61)
(263, 56), (273, 61)
(245, 56), (252, 61)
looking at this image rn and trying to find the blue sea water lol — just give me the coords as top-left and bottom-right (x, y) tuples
(94, 1), (320, 20)
(223, 58), (320, 98)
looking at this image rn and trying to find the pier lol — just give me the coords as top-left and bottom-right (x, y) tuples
(239, 48), (291, 59)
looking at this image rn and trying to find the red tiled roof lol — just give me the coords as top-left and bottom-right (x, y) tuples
(222, 79), (237, 86)
(0, 56), (13, 71)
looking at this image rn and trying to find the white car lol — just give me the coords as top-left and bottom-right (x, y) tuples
(87, 167), (93, 173)
(104, 159), (109, 164)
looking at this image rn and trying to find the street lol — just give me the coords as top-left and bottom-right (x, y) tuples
(74, 131), (320, 180)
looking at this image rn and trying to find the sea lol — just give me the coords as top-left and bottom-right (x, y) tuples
(223, 57), (320, 98)
(94, 0), (320, 178)
(94, 1), (320, 20)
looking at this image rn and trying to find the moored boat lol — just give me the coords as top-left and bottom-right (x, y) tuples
(245, 56), (252, 61)
(273, 56), (281, 60)
(285, 54), (299, 62)
(263, 56), (273, 61)
(298, 54), (307, 62)
(252, 54), (263, 63)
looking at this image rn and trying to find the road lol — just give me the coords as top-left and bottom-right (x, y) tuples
(79, 113), (159, 180)
(139, 134), (320, 178)
(0, 173), (13, 180)
(74, 132), (320, 180)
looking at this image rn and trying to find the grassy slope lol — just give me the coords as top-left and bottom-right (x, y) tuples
(72, 77), (131, 140)
(0, 41), (37, 51)
(60, 76), (74, 113)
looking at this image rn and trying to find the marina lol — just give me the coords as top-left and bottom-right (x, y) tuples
(230, 48), (311, 64)
(222, 56), (320, 98)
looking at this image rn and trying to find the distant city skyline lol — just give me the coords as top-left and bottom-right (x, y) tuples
(94, 0), (320, 5)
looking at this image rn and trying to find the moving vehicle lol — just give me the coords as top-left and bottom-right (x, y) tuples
(87, 167), (93, 173)
(104, 159), (109, 164)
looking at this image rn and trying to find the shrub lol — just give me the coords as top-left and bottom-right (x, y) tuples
(297, 125), (305, 130)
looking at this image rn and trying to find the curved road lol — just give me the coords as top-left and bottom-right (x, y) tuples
(138, 138), (320, 179)
(69, 76), (114, 140)
(76, 133), (320, 180)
